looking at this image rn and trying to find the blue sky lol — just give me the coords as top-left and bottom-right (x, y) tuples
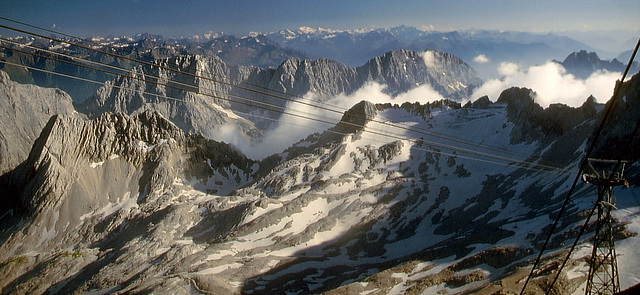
(1, 0), (638, 38)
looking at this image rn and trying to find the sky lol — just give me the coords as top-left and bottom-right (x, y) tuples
(0, 0), (638, 38)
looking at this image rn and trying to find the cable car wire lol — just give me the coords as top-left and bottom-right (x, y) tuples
(519, 34), (640, 295)
(0, 19), (572, 171)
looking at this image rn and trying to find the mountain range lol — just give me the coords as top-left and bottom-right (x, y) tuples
(72, 49), (481, 148)
(0, 68), (639, 294)
(0, 25), (639, 295)
(2, 26), (633, 106)
(265, 26), (599, 79)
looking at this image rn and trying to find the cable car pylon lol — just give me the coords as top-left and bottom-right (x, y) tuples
(582, 158), (629, 295)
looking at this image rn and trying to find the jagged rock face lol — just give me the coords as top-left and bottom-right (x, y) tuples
(267, 57), (357, 99)
(0, 110), (256, 251)
(2, 74), (640, 294)
(357, 49), (481, 99)
(80, 49), (481, 141)
(3, 111), (183, 215)
(3, 91), (638, 294)
(497, 86), (598, 147)
(80, 55), (265, 141)
(0, 70), (79, 175)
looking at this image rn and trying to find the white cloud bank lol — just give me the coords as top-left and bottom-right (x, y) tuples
(472, 61), (620, 108)
(218, 81), (446, 159)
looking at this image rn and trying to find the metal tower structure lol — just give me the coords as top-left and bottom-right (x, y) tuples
(582, 158), (629, 295)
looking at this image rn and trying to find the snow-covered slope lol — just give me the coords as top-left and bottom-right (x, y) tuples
(1, 59), (640, 295)
(1, 71), (639, 294)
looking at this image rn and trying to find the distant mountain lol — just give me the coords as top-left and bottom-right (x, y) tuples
(1, 26), (596, 104)
(617, 49), (640, 69)
(555, 50), (639, 79)
(184, 34), (312, 69)
(267, 26), (595, 79)
(0, 34), (310, 103)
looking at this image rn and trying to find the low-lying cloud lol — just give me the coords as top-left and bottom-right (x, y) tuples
(472, 61), (620, 108)
(221, 81), (447, 159)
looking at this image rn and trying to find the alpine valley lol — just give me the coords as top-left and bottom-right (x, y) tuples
(0, 26), (639, 295)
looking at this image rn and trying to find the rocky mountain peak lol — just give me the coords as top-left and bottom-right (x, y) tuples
(334, 100), (377, 133)
(563, 50), (601, 65)
(470, 95), (492, 109)
(357, 49), (481, 99)
(1, 110), (185, 215)
(495, 85), (611, 146)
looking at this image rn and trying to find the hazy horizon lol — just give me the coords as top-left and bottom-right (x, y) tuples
(1, 1), (638, 50)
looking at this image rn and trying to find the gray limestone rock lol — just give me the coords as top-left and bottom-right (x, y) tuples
(0, 70), (79, 175)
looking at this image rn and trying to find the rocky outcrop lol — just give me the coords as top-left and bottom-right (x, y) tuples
(0, 70), (79, 175)
(497, 86), (599, 144)
(0, 110), (256, 248)
(592, 73), (640, 161)
(330, 100), (378, 134)
(282, 100), (379, 160)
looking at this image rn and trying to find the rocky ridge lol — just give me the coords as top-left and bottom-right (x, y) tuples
(79, 49), (481, 142)
(1, 74), (638, 294)
(79, 55), (266, 142)
(1, 54), (639, 295)
(0, 110), (256, 254)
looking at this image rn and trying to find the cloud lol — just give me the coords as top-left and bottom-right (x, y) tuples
(330, 82), (392, 107)
(472, 61), (620, 108)
(421, 51), (439, 68)
(497, 62), (519, 76)
(330, 81), (446, 106)
(395, 84), (446, 103)
(225, 81), (447, 159)
(473, 54), (490, 64)
(419, 24), (436, 32)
